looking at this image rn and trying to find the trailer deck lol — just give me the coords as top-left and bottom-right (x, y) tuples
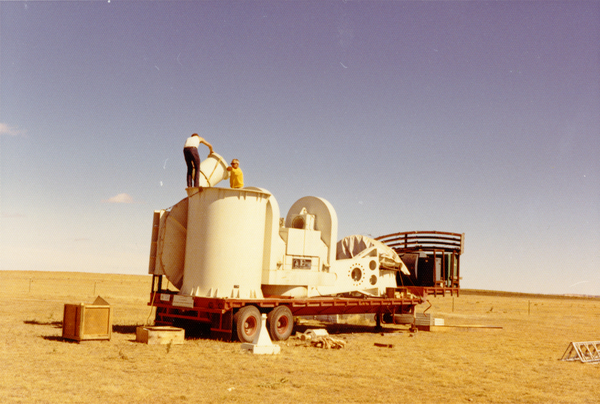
(149, 276), (458, 342)
(148, 226), (464, 342)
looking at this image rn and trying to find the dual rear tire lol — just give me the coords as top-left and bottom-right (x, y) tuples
(267, 306), (294, 341)
(233, 305), (293, 343)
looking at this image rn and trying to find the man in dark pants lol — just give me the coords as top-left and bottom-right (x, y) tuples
(183, 133), (214, 187)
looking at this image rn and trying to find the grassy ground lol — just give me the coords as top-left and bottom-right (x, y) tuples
(1, 270), (599, 403)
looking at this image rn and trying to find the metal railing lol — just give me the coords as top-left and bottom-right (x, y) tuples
(376, 231), (464, 294)
(375, 231), (463, 255)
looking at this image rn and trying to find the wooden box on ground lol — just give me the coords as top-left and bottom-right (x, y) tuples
(136, 326), (185, 345)
(62, 296), (112, 342)
(415, 313), (433, 331)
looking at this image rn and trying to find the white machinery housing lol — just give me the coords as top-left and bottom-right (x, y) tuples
(149, 163), (407, 299)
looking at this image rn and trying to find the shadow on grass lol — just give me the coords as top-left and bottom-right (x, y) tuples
(25, 321), (146, 335)
(26, 320), (146, 341)
(24, 320), (62, 328)
(112, 325), (141, 334)
(27, 320), (401, 343)
(295, 322), (401, 336)
(41, 335), (80, 343)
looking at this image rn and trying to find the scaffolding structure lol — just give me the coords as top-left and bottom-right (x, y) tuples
(561, 341), (600, 363)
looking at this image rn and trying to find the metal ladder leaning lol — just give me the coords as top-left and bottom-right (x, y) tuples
(561, 341), (600, 363)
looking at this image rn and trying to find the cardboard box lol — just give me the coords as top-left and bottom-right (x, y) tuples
(62, 296), (112, 342)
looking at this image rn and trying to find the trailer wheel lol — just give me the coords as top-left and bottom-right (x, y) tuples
(267, 306), (294, 341)
(233, 305), (261, 343)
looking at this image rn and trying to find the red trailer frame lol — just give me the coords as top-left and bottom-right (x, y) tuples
(148, 231), (463, 342)
(149, 279), (424, 341)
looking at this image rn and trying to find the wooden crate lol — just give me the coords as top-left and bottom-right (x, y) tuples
(62, 296), (112, 342)
(416, 313), (433, 331)
(136, 326), (185, 345)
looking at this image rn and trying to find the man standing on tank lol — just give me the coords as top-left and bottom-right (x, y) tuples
(183, 133), (214, 188)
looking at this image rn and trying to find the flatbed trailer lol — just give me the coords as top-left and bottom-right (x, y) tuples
(149, 275), (458, 342)
(146, 178), (465, 342)
(148, 230), (463, 342)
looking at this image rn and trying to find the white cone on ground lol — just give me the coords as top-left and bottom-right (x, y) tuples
(241, 314), (281, 355)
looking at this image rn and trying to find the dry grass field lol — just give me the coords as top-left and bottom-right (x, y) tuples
(1, 270), (599, 404)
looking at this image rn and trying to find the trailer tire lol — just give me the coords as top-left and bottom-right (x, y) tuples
(267, 306), (294, 341)
(234, 305), (261, 343)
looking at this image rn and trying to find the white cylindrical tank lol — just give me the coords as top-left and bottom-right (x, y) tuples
(180, 187), (270, 299)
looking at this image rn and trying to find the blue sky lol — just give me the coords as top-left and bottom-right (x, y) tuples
(1, 1), (598, 295)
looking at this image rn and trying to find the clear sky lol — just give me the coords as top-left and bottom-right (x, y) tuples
(1, 1), (598, 295)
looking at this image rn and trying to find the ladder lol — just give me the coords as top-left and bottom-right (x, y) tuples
(561, 341), (600, 363)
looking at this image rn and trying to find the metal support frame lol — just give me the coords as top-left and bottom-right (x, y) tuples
(561, 341), (600, 363)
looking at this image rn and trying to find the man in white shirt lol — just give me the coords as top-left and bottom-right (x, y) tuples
(183, 133), (214, 187)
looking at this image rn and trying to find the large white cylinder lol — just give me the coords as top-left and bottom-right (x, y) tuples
(180, 187), (270, 298)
